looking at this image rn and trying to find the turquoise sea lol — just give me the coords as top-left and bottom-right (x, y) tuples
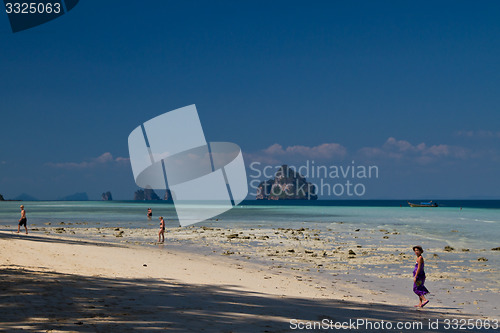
(0, 200), (499, 249)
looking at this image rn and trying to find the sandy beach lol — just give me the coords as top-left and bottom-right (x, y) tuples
(1, 223), (498, 332)
(3, 0), (500, 331)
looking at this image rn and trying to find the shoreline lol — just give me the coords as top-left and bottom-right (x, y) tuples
(2, 200), (500, 250)
(1, 221), (499, 331)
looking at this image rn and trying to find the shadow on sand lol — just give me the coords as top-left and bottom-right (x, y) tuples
(0, 230), (126, 248)
(0, 267), (484, 333)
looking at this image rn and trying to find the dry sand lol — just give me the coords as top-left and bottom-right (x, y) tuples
(1, 226), (498, 332)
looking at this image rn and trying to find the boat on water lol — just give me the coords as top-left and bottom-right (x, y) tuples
(407, 201), (438, 207)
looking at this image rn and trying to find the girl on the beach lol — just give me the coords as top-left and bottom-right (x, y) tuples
(158, 216), (165, 243)
(412, 245), (430, 307)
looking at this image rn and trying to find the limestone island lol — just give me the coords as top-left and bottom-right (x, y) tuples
(256, 165), (317, 200)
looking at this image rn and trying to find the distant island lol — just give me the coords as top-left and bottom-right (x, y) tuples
(134, 189), (174, 201)
(13, 193), (38, 201)
(59, 192), (89, 201)
(164, 189), (174, 202)
(0, 190), (176, 201)
(134, 189), (160, 201)
(101, 191), (113, 201)
(256, 165), (317, 200)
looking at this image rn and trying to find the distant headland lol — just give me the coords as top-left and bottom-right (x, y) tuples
(133, 189), (174, 202)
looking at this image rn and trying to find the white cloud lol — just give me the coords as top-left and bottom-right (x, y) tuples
(246, 143), (347, 164)
(455, 130), (500, 138)
(359, 137), (468, 163)
(247, 139), (470, 166)
(47, 152), (129, 169)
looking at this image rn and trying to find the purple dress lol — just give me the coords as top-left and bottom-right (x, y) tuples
(413, 261), (429, 296)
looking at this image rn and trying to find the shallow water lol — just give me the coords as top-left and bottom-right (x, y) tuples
(0, 200), (499, 249)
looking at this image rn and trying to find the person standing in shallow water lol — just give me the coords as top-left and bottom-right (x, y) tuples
(158, 216), (165, 243)
(17, 205), (28, 234)
(412, 245), (430, 307)
(147, 208), (152, 220)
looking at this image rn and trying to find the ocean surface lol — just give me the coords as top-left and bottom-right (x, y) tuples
(1, 200), (499, 249)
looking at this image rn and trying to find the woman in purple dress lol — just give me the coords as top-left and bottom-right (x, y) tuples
(412, 245), (430, 307)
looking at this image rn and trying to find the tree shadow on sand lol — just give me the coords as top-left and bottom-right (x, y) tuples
(0, 268), (485, 333)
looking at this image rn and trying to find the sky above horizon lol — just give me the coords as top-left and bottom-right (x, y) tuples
(1, 1), (499, 200)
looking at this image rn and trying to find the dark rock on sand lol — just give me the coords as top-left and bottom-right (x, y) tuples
(477, 257), (488, 262)
(491, 247), (500, 251)
(444, 246), (454, 252)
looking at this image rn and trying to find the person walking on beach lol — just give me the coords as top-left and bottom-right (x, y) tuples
(147, 208), (152, 220)
(17, 205), (28, 234)
(158, 216), (165, 243)
(412, 245), (430, 307)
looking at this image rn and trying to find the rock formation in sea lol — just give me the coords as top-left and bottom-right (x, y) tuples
(134, 188), (161, 201)
(164, 189), (174, 202)
(101, 191), (113, 201)
(0, 193), (4, 201)
(256, 165), (317, 200)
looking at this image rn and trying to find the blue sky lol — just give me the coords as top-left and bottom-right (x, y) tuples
(0, 1), (499, 200)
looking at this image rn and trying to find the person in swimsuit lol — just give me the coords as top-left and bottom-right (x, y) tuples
(147, 208), (152, 220)
(412, 245), (430, 307)
(17, 205), (28, 234)
(158, 216), (165, 243)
